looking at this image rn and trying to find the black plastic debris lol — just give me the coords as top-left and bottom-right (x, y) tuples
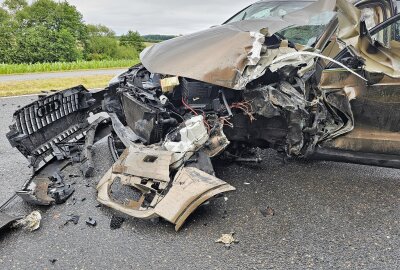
(51, 184), (75, 205)
(86, 217), (97, 227)
(260, 207), (275, 217)
(110, 215), (125, 230)
(65, 215), (80, 225)
(69, 198), (77, 205)
(49, 259), (57, 264)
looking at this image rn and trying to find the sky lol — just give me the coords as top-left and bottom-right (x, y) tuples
(64, 0), (255, 35)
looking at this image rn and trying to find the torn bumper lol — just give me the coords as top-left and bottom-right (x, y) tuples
(97, 146), (235, 231)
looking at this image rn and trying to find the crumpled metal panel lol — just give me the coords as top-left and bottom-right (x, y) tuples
(141, 24), (262, 90)
(140, 0), (337, 90)
(97, 146), (235, 231)
(336, 0), (400, 78)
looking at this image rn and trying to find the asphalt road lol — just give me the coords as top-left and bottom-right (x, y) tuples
(0, 95), (400, 269)
(0, 69), (127, 82)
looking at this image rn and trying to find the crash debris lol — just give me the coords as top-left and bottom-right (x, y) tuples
(260, 207), (275, 217)
(3, 0), (400, 231)
(86, 217), (97, 227)
(215, 232), (239, 248)
(110, 215), (125, 230)
(13, 211), (42, 232)
(64, 215), (80, 226)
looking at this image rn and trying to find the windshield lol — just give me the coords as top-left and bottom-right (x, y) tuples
(225, 1), (314, 24)
(276, 10), (336, 46)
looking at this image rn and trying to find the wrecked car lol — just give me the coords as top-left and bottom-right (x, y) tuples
(2, 0), (400, 231)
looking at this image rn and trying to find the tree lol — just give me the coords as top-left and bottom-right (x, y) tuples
(0, 0), (141, 63)
(120, 30), (145, 53)
(18, 0), (86, 42)
(0, 6), (17, 63)
(142, 34), (176, 42)
(87, 24), (115, 38)
(85, 24), (118, 60)
(2, 0), (87, 63)
(0, 8), (10, 23)
(84, 25), (138, 60)
(2, 0), (27, 14)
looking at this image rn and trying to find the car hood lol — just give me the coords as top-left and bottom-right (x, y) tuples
(140, 0), (337, 89)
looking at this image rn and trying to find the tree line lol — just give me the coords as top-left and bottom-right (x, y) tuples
(142, 35), (177, 43)
(0, 0), (146, 64)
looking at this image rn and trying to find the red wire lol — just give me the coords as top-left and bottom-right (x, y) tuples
(181, 97), (198, 115)
(181, 97), (211, 133)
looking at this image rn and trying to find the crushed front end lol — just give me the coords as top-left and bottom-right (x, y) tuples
(4, 0), (400, 230)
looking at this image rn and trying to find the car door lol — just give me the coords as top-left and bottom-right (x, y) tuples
(316, 0), (400, 167)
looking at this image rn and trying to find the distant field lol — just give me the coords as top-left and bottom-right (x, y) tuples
(0, 75), (113, 97)
(0, 59), (139, 75)
(144, 42), (156, 47)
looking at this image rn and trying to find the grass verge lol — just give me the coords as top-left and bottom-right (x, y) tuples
(0, 59), (138, 75)
(0, 74), (114, 97)
(144, 42), (156, 47)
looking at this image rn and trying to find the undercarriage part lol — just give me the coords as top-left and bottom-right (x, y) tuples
(225, 154), (263, 164)
(97, 145), (235, 231)
(234, 157), (263, 163)
(108, 134), (121, 162)
(311, 147), (400, 169)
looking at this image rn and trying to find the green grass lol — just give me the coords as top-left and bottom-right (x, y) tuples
(0, 59), (139, 75)
(144, 42), (156, 47)
(0, 75), (114, 97)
